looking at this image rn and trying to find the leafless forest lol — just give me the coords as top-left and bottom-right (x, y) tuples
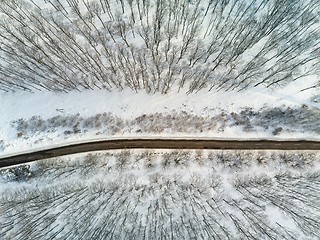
(1, 150), (320, 239)
(0, 0), (320, 93)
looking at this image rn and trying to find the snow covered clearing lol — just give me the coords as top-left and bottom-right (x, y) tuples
(1, 0), (320, 154)
(1, 81), (320, 156)
(1, 149), (320, 239)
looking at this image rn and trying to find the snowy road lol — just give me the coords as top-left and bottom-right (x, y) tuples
(0, 139), (319, 168)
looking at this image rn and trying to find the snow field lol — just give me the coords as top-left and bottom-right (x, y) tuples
(1, 80), (320, 157)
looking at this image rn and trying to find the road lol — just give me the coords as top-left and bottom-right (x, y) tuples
(0, 139), (319, 168)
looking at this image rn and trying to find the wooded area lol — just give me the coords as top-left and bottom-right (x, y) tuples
(1, 150), (319, 239)
(0, 0), (319, 93)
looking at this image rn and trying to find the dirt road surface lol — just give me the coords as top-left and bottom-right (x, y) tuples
(0, 139), (319, 168)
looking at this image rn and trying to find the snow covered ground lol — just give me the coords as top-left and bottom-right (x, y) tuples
(1, 0), (320, 239)
(1, 0), (320, 156)
(1, 149), (320, 239)
(1, 79), (320, 157)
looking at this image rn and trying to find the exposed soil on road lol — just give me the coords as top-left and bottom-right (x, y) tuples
(1, 139), (319, 168)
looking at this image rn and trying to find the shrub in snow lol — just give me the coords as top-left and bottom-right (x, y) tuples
(0, 140), (4, 151)
(272, 127), (283, 135)
(8, 105), (320, 145)
(0, 165), (33, 182)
